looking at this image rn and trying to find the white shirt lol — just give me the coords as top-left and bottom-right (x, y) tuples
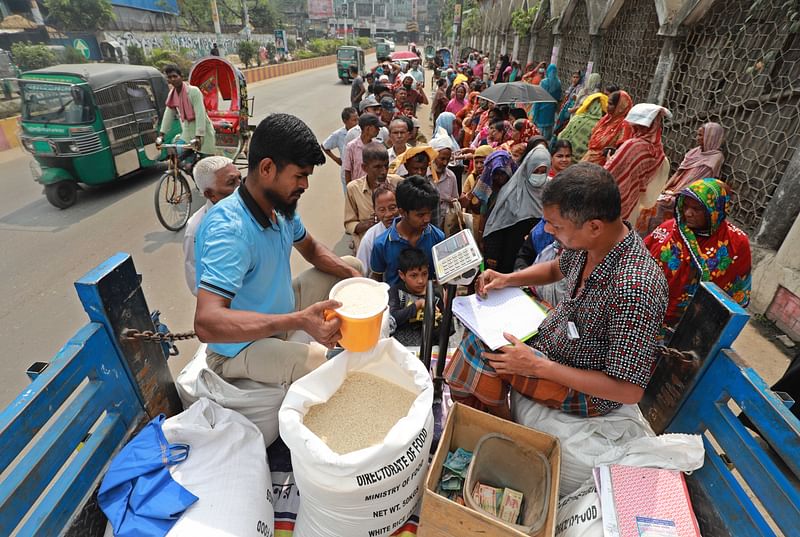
(322, 126), (349, 158)
(356, 222), (390, 276)
(183, 200), (212, 296)
(323, 126), (351, 186)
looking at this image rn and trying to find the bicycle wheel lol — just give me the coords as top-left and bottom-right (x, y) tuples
(154, 171), (193, 231)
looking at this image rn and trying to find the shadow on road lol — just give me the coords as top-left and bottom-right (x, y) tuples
(143, 192), (206, 252)
(0, 166), (165, 232)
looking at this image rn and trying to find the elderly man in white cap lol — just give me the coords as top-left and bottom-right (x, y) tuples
(183, 155), (242, 295)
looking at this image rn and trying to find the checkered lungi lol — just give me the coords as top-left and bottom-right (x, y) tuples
(444, 331), (605, 417)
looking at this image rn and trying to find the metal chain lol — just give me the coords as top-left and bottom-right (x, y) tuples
(123, 328), (197, 343)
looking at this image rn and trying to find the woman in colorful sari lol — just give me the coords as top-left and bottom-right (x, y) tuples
(582, 90), (633, 166)
(635, 122), (725, 235)
(554, 71), (583, 135)
(522, 62), (547, 85)
(644, 178), (751, 327)
(604, 103), (671, 219)
(501, 118), (541, 162)
(554, 92), (608, 162)
(531, 64), (562, 141)
(456, 91), (482, 146)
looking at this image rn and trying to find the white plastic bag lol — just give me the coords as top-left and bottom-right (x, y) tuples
(175, 344), (287, 447)
(279, 338), (434, 537)
(511, 391), (655, 495)
(162, 398), (274, 537)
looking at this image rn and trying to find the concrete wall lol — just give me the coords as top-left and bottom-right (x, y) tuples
(102, 30), (283, 61)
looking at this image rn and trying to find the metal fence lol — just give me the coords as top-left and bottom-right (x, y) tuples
(662, 0), (800, 233)
(597, 0), (663, 102)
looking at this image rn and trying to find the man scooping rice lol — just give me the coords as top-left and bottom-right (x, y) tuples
(445, 163), (668, 419)
(194, 113), (362, 387)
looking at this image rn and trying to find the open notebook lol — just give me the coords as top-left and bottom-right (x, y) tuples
(452, 287), (549, 350)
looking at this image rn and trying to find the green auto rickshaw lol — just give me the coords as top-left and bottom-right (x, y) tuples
(376, 42), (392, 62)
(336, 46), (365, 83)
(17, 64), (179, 209)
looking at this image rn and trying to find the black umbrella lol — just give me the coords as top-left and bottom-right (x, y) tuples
(479, 82), (556, 105)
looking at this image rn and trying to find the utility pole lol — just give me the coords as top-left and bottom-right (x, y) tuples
(451, 0), (463, 59)
(210, 0), (222, 46)
(241, 0), (251, 40)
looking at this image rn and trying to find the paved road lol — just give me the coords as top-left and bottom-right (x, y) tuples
(0, 59), (374, 409)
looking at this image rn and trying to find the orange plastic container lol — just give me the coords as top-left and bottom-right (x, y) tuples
(328, 278), (389, 352)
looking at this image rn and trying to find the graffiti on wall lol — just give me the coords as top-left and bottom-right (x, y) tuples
(105, 30), (278, 59)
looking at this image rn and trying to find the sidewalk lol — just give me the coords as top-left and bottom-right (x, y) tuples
(734, 320), (792, 385)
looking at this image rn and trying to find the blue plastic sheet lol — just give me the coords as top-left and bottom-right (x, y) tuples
(98, 414), (198, 537)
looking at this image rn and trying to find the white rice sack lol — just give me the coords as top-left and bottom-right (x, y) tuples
(163, 398), (274, 537)
(279, 338), (434, 537)
(511, 390), (654, 496)
(175, 344), (287, 447)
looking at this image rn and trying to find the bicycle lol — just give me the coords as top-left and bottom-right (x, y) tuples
(154, 139), (199, 232)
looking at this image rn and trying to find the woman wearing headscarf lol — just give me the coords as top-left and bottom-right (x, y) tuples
(445, 83), (469, 116)
(582, 90), (633, 166)
(505, 60), (522, 82)
(644, 178), (751, 327)
(500, 118), (540, 162)
(604, 103), (671, 220)
(554, 92), (608, 162)
(554, 71), (583, 135)
(494, 54), (510, 84)
(569, 72), (601, 115)
(434, 113), (460, 152)
(635, 122), (725, 235)
(522, 61), (547, 85)
(482, 145), (551, 273)
(471, 150), (518, 248)
(531, 64), (562, 141)
(456, 91), (482, 146)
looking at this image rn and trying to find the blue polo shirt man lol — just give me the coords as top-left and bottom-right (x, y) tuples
(193, 113), (361, 388)
(195, 184), (305, 357)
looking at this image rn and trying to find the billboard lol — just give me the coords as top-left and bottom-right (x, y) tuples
(308, 0), (334, 19)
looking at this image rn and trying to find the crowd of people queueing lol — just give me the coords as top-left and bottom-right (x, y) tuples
(176, 47), (754, 429)
(319, 48), (753, 415)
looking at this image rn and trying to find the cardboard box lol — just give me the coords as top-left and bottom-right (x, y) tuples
(417, 403), (561, 537)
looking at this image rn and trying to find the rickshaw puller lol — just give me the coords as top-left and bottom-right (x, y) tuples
(157, 64), (216, 168)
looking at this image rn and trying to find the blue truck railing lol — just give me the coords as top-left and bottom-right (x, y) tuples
(0, 254), (798, 536)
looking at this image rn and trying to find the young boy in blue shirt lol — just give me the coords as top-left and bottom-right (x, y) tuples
(370, 175), (445, 286)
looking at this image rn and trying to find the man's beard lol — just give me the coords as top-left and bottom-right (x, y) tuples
(263, 186), (302, 218)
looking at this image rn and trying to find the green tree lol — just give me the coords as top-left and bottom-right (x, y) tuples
(62, 46), (88, 64)
(250, 0), (282, 32)
(127, 45), (147, 65)
(44, 0), (114, 31)
(237, 40), (258, 68)
(149, 48), (193, 74)
(11, 42), (58, 71)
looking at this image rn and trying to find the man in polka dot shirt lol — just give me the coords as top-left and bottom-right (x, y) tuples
(445, 163), (669, 418)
